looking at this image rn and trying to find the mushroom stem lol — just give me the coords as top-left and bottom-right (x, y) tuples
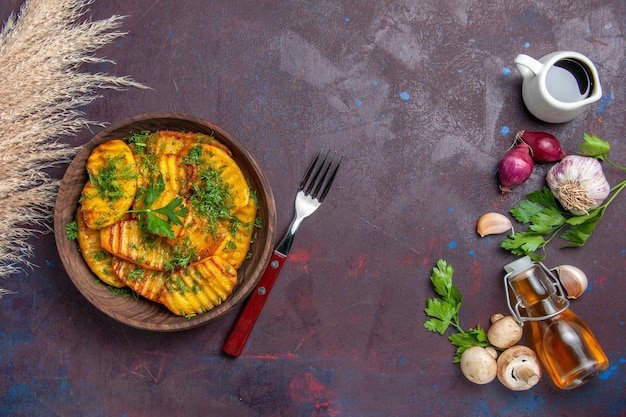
(497, 345), (542, 391)
(513, 365), (539, 386)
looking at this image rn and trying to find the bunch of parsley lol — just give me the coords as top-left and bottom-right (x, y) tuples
(501, 134), (626, 261)
(424, 259), (493, 362)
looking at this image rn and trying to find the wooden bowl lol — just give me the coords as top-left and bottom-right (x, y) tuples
(54, 113), (276, 331)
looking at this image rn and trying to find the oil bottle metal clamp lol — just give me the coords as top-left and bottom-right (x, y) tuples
(504, 259), (570, 326)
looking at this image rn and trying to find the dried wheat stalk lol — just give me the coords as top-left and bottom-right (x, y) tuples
(0, 0), (147, 292)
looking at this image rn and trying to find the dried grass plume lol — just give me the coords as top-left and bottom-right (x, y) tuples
(0, 0), (147, 293)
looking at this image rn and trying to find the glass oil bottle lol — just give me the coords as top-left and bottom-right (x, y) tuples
(503, 256), (609, 390)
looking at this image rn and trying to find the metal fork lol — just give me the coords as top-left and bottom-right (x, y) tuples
(223, 149), (342, 357)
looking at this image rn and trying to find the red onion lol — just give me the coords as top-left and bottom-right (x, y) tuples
(515, 130), (566, 163)
(498, 143), (534, 192)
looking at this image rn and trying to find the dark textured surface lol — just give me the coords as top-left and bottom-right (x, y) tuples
(1, 1), (625, 416)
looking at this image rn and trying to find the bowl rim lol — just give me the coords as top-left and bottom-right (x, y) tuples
(53, 112), (276, 331)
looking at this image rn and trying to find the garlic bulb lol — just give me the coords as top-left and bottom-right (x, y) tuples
(546, 155), (610, 215)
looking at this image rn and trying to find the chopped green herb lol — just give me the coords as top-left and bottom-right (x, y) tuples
(125, 268), (145, 283)
(97, 279), (139, 300)
(88, 154), (136, 202)
(224, 240), (237, 252)
(164, 250), (193, 273)
(126, 131), (153, 154)
(196, 132), (215, 143)
(424, 259), (493, 362)
(190, 168), (234, 234)
(66, 221), (78, 241)
(182, 144), (204, 165)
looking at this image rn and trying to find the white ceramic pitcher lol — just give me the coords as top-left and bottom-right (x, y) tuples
(515, 51), (602, 123)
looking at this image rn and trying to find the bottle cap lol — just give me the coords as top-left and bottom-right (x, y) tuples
(504, 256), (534, 277)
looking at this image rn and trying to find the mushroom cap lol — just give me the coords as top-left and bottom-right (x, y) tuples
(488, 315), (523, 349)
(460, 346), (498, 385)
(497, 345), (542, 391)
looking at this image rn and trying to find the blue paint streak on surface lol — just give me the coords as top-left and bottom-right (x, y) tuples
(498, 393), (545, 415)
(598, 93), (611, 114)
(355, 99), (362, 106)
(473, 398), (496, 416)
(449, 241), (456, 249)
(400, 91), (410, 101)
(598, 364), (619, 380)
(500, 126), (510, 135)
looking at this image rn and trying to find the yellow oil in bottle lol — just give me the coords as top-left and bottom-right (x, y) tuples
(505, 257), (609, 390)
(527, 308), (609, 389)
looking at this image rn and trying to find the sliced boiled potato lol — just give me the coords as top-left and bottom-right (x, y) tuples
(146, 130), (198, 155)
(158, 153), (195, 195)
(159, 256), (237, 316)
(192, 144), (249, 211)
(132, 153), (158, 189)
(146, 130), (231, 157)
(99, 219), (171, 271)
(214, 196), (258, 269)
(81, 139), (138, 229)
(169, 204), (228, 261)
(111, 259), (168, 302)
(75, 207), (125, 288)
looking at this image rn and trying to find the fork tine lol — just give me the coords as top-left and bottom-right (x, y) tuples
(318, 154), (342, 202)
(299, 148), (342, 201)
(298, 149), (323, 191)
(311, 151), (334, 197)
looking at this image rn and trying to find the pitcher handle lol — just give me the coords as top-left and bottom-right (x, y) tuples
(515, 54), (542, 78)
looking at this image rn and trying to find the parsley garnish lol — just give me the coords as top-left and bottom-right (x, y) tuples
(126, 131), (153, 154)
(88, 154), (136, 201)
(66, 221), (79, 241)
(501, 134), (626, 261)
(424, 259), (492, 362)
(190, 169), (234, 235)
(164, 249), (194, 273)
(182, 144), (204, 165)
(127, 174), (189, 238)
(107, 284), (139, 300)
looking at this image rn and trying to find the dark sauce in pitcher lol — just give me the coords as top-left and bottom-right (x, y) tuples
(545, 58), (593, 103)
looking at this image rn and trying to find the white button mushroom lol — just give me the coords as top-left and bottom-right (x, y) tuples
(497, 345), (542, 391)
(487, 314), (523, 349)
(459, 346), (498, 384)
